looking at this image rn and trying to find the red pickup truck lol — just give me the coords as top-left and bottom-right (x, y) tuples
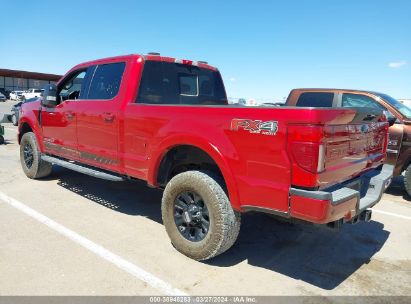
(18, 54), (392, 260)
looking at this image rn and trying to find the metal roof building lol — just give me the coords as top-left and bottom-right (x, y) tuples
(0, 68), (62, 93)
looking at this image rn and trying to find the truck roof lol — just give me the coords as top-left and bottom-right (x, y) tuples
(291, 88), (387, 97)
(73, 54), (218, 72)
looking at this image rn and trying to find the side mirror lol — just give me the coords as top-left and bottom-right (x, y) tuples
(388, 116), (396, 127)
(41, 84), (58, 107)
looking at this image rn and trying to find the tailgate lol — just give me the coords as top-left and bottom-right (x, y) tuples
(320, 108), (388, 189)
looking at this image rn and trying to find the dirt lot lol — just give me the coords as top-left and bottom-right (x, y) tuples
(0, 107), (410, 296)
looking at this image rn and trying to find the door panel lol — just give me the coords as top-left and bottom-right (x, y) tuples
(41, 68), (89, 158)
(75, 61), (126, 172)
(386, 123), (404, 166)
(41, 100), (78, 158)
(76, 100), (119, 170)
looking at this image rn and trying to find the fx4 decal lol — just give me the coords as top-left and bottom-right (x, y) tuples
(230, 119), (278, 136)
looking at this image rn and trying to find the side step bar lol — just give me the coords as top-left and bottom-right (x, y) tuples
(41, 155), (124, 182)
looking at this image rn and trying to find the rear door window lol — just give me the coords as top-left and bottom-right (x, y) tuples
(342, 93), (385, 109)
(296, 92), (334, 107)
(342, 93), (395, 119)
(87, 62), (126, 100)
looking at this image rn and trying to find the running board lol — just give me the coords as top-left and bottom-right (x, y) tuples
(41, 155), (124, 182)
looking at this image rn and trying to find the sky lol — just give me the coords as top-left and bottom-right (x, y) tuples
(0, 0), (410, 100)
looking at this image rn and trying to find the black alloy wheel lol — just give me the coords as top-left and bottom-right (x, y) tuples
(23, 143), (34, 169)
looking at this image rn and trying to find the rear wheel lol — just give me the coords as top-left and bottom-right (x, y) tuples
(162, 170), (241, 261)
(404, 164), (411, 196)
(20, 132), (52, 179)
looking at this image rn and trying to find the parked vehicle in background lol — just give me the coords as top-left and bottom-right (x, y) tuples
(0, 89), (10, 99)
(238, 98), (258, 106)
(285, 88), (411, 194)
(10, 90), (24, 100)
(261, 102), (285, 107)
(0, 123), (4, 144)
(9, 91), (17, 100)
(21, 89), (43, 100)
(0, 92), (6, 102)
(18, 54), (391, 260)
(10, 97), (41, 126)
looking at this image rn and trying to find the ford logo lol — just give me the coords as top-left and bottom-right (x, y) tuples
(361, 124), (369, 133)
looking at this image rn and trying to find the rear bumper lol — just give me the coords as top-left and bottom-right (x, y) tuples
(289, 165), (393, 224)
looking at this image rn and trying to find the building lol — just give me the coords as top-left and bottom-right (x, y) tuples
(0, 68), (62, 94)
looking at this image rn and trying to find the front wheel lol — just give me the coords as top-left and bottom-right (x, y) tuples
(161, 171), (241, 261)
(404, 164), (411, 196)
(20, 132), (52, 179)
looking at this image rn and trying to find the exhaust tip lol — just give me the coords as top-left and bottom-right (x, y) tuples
(326, 219), (343, 230)
(348, 216), (360, 225)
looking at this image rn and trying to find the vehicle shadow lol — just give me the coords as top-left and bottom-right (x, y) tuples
(205, 213), (389, 290)
(50, 166), (389, 290)
(52, 166), (163, 223)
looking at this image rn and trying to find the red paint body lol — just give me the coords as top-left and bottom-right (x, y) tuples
(18, 54), (389, 224)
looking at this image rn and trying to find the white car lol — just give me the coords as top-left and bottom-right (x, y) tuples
(9, 90), (24, 100)
(238, 98), (259, 106)
(21, 89), (44, 100)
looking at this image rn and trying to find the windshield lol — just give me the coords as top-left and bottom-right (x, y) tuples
(375, 93), (411, 119)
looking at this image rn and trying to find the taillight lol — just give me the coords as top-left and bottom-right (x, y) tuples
(290, 142), (325, 173)
(175, 59), (194, 65)
(288, 125), (325, 174)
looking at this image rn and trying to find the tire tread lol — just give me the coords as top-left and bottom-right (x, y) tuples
(162, 170), (240, 260)
(20, 132), (52, 179)
(404, 165), (411, 196)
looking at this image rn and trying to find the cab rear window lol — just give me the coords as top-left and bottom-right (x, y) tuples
(137, 61), (227, 105)
(296, 92), (334, 107)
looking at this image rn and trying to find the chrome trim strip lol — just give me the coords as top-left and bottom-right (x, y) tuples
(242, 205), (290, 218)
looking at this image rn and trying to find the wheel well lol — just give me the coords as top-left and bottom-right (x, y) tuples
(18, 122), (33, 143)
(157, 145), (226, 188)
(402, 157), (411, 173)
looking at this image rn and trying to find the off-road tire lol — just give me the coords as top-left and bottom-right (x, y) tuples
(162, 170), (241, 261)
(11, 114), (18, 126)
(20, 132), (52, 179)
(404, 164), (411, 196)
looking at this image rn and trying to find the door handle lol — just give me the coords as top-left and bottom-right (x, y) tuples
(65, 111), (75, 120)
(103, 112), (115, 122)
